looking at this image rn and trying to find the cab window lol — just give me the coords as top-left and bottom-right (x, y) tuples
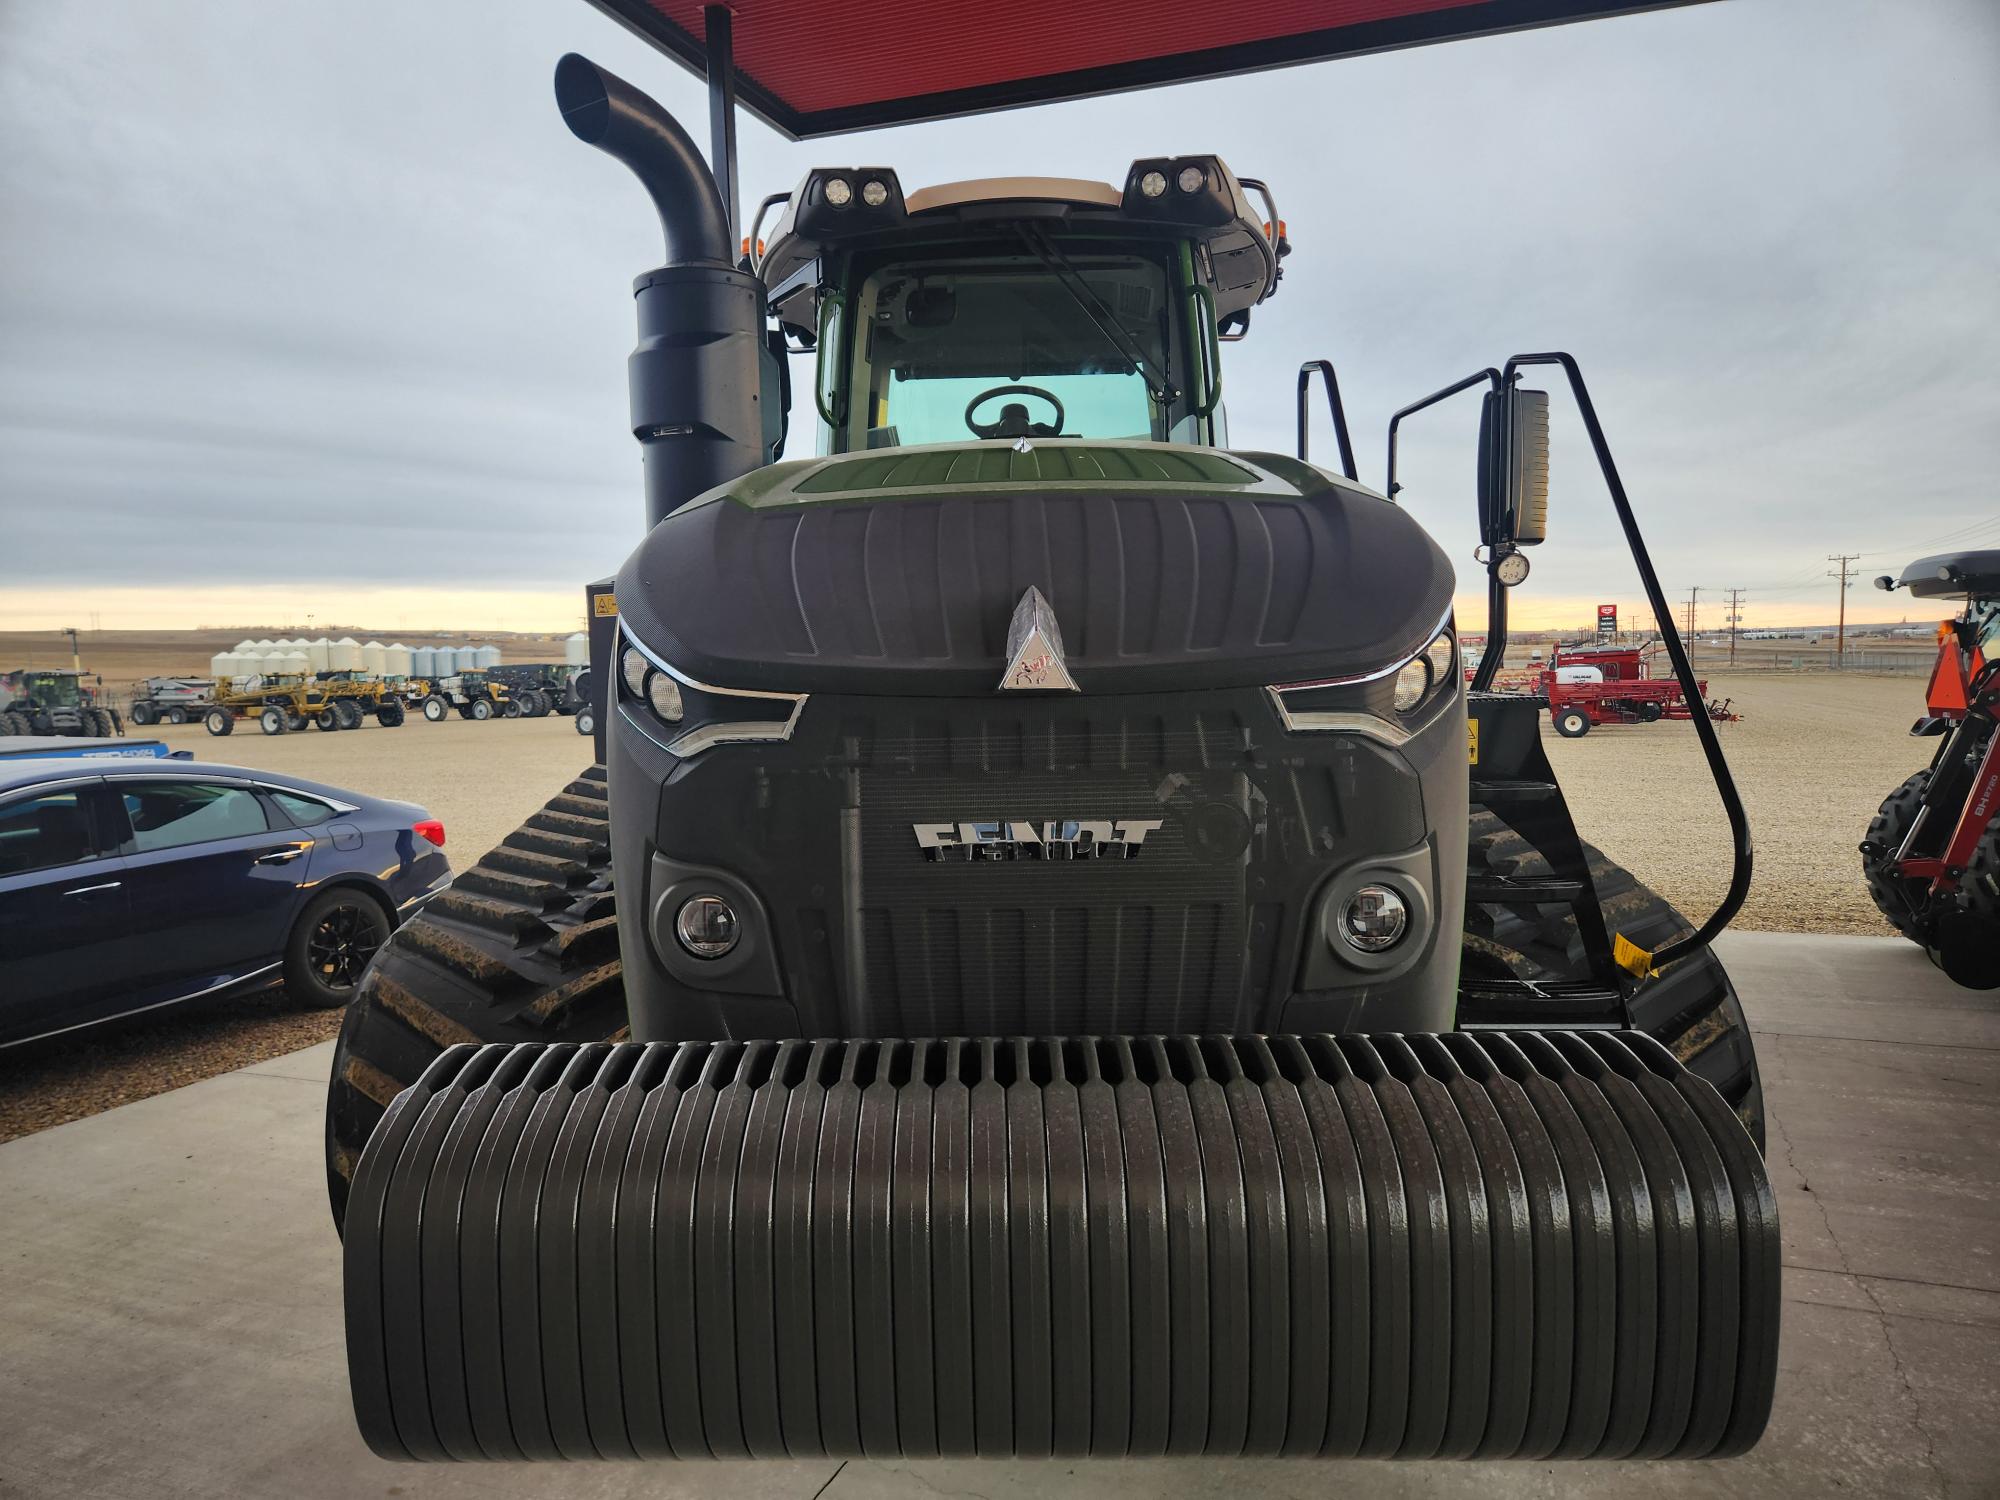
(0, 790), (98, 876)
(119, 782), (270, 853)
(837, 246), (1181, 451)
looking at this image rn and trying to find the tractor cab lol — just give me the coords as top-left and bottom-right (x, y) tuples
(5, 669), (84, 709)
(755, 162), (1281, 454)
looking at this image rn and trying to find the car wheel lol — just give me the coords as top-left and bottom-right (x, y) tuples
(168, 705), (189, 725)
(287, 713), (309, 732)
(335, 700), (364, 730)
(504, 697), (523, 718)
(205, 708), (234, 736)
(1554, 707), (1592, 738)
(574, 706), (594, 736)
(259, 707), (287, 735)
(377, 700), (405, 727)
(315, 708), (339, 730)
(470, 698), (494, 721)
(423, 696), (448, 722)
(286, 887), (392, 1009)
(131, 702), (156, 726)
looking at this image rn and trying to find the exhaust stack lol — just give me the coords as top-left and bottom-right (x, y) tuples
(555, 54), (771, 527)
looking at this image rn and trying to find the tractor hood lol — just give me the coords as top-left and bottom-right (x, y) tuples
(614, 441), (1454, 697)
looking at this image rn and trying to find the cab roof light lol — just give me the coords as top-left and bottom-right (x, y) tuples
(1119, 156), (1237, 227)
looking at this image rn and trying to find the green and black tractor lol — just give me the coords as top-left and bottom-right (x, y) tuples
(0, 669), (121, 738)
(330, 10), (1776, 1469)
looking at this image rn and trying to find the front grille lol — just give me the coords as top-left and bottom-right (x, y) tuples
(852, 764), (1253, 1036)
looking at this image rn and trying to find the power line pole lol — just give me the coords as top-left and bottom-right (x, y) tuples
(1684, 585), (1700, 643)
(1724, 588), (1745, 666)
(1827, 553), (1859, 663)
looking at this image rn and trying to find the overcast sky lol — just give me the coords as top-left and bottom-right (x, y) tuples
(2, 0), (1996, 633)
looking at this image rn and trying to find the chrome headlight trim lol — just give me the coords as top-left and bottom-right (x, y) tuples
(617, 620), (807, 758)
(1267, 605), (1458, 741)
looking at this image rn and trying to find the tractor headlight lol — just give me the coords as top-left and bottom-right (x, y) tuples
(1177, 165), (1206, 193)
(620, 643), (684, 724)
(1139, 170), (1168, 199)
(823, 176), (852, 207)
(646, 673), (684, 723)
(620, 646), (649, 699)
(674, 894), (740, 959)
(860, 179), (889, 207)
(1340, 884), (1409, 952)
(1392, 657), (1430, 713)
(1392, 627), (1456, 715)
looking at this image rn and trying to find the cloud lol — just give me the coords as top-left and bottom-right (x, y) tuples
(2, 0), (1996, 633)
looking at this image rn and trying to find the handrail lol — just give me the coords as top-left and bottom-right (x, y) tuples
(1502, 352), (1753, 968)
(1295, 360), (1358, 481)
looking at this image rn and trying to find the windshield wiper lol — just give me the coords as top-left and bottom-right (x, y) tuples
(1016, 225), (1179, 407)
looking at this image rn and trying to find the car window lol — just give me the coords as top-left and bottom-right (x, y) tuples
(271, 790), (339, 827)
(120, 781), (270, 854)
(0, 790), (97, 876)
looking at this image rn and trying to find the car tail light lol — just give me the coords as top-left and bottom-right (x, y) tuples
(414, 819), (446, 848)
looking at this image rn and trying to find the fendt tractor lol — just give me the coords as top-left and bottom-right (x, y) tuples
(1861, 549), (2000, 988)
(330, 3), (1778, 1468)
(0, 669), (121, 738)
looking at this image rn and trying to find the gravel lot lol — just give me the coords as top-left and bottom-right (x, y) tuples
(0, 672), (1938, 1141)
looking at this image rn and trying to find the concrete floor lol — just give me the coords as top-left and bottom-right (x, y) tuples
(3, 931), (1996, 1499)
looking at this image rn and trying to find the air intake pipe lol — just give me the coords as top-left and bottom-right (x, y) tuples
(555, 54), (772, 527)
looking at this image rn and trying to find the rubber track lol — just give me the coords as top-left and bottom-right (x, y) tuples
(324, 766), (629, 1229)
(345, 1031), (1780, 1463)
(1462, 812), (1765, 1148)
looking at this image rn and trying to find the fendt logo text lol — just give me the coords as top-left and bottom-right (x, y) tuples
(912, 819), (1165, 861)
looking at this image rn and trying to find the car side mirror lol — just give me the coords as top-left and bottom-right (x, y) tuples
(1477, 387), (1552, 548)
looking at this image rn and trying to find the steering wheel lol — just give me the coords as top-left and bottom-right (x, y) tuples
(964, 384), (1065, 440)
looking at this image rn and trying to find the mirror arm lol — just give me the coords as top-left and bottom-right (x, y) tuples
(1384, 368), (1503, 500)
(1295, 360), (1358, 481)
(1503, 352), (1753, 968)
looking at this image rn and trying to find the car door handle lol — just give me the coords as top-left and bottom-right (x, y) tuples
(255, 847), (309, 866)
(62, 882), (122, 898)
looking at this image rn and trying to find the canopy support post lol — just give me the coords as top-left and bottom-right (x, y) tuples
(704, 4), (739, 251)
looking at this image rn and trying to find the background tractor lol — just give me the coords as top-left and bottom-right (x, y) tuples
(417, 670), (511, 721)
(489, 660), (585, 717)
(1861, 548), (2000, 988)
(128, 676), (218, 726)
(0, 668), (121, 738)
(329, 2), (1777, 1468)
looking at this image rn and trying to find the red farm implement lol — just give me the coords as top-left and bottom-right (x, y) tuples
(1542, 640), (1737, 738)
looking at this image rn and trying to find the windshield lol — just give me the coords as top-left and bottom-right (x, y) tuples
(27, 674), (80, 707)
(836, 247), (1179, 450)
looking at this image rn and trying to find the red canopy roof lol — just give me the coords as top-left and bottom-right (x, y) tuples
(584, 0), (1710, 138)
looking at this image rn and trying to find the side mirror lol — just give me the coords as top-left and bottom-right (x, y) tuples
(1874, 574), (1896, 592)
(1476, 387), (1551, 547)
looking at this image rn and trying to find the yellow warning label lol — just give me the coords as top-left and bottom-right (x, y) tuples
(1467, 719), (1480, 766)
(1612, 933), (1657, 979)
(593, 593), (619, 617)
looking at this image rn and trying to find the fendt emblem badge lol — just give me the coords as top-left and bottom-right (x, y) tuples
(913, 819), (1165, 862)
(999, 586), (1079, 692)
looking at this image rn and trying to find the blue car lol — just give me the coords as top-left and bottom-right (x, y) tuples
(0, 756), (451, 1046)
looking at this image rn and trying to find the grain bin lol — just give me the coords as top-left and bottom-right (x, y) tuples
(331, 637), (363, 672)
(362, 641), (387, 676)
(474, 644), (502, 669)
(308, 638), (332, 672)
(280, 651), (310, 676)
(564, 631), (588, 666)
(411, 646), (437, 678)
(384, 643), (413, 678)
(209, 652), (237, 678)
